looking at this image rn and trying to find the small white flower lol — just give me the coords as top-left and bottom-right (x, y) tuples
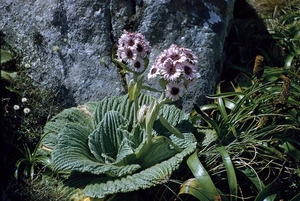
(23, 108), (30, 114)
(21, 98), (27, 103)
(13, 105), (20, 110)
(24, 63), (30, 68)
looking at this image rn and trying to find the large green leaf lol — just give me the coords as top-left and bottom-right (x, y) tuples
(52, 122), (141, 177)
(89, 111), (129, 161)
(42, 106), (95, 150)
(93, 93), (153, 127)
(41, 93), (197, 198)
(83, 139), (197, 198)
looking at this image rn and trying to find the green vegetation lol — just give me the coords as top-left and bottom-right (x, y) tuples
(2, 0), (299, 200)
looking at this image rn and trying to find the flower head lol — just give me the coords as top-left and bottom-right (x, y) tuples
(13, 105), (20, 110)
(21, 97), (27, 103)
(148, 66), (159, 79)
(148, 44), (199, 100)
(23, 108), (30, 114)
(180, 60), (198, 80)
(116, 30), (150, 72)
(148, 44), (198, 83)
(161, 58), (182, 81)
(130, 57), (145, 73)
(165, 82), (185, 101)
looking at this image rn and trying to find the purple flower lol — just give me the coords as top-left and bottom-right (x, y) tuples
(117, 30), (150, 69)
(161, 58), (182, 81)
(148, 44), (199, 84)
(130, 57), (145, 73)
(165, 82), (185, 101)
(117, 46), (137, 63)
(148, 44), (199, 100)
(180, 60), (198, 80)
(148, 66), (159, 79)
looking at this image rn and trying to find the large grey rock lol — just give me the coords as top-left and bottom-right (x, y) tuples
(1, 0), (235, 112)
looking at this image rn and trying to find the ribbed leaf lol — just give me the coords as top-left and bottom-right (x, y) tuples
(88, 111), (129, 161)
(41, 92), (197, 198)
(93, 96), (119, 126)
(42, 107), (94, 150)
(93, 93), (153, 128)
(83, 141), (197, 198)
(154, 104), (191, 137)
(52, 123), (141, 177)
(159, 104), (189, 126)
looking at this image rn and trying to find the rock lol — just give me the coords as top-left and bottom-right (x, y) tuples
(0, 0), (235, 112)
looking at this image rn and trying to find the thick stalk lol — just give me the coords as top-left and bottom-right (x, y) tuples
(145, 93), (166, 144)
(133, 73), (139, 124)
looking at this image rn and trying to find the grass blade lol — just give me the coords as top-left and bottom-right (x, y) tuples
(179, 151), (221, 201)
(216, 146), (238, 201)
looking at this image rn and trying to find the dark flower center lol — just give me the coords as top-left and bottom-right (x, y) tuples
(169, 66), (176, 75)
(134, 61), (141, 68)
(151, 68), (157, 74)
(128, 39), (135, 46)
(172, 54), (181, 60)
(136, 44), (144, 53)
(184, 66), (192, 75)
(126, 49), (133, 58)
(171, 87), (179, 95)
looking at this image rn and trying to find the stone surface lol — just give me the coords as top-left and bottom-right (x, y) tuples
(1, 0), (235, 112)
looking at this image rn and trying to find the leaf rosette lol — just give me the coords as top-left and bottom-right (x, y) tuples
(41, 93), (197, 198)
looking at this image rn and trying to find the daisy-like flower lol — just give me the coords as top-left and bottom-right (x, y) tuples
(148, 66), (159, 79)
(179, 46), (198, 64)
(167, 44), (182, 61)
(161, 58), (182, 81)
(130, 57), (145, 73)
(117, 30), (150, 66)
(155, 51), (168, 65)
(148, 44), (198, 83)
(166, 82), (185, 101)
(21, 97), (27, 103)
(23, 108), (30, 114)
(148, 44), (199, 101)
(135, 40), (150, 58)
(13, 105), (20, 110)
(180, 61), (198, 80)
(118, 30), (135, 48)
(117, 46), (137, 63)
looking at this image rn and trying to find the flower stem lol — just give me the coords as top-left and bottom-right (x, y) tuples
(145, 93), (167, 144)
(132, 73), (139, 124)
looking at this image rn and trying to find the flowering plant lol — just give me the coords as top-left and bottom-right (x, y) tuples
(40, 30), (199, 199)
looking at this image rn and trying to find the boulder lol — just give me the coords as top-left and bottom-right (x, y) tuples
(0, 0), (235, 112)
